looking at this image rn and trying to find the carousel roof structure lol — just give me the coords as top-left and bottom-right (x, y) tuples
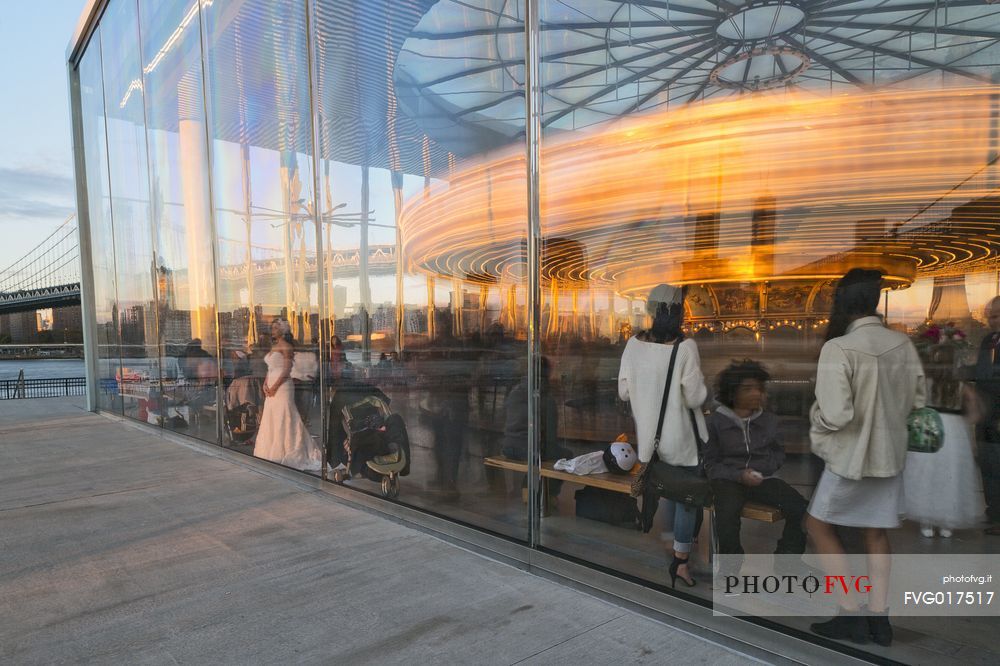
(399, 86), (1000, 293)
(395, 0), (1000, 154)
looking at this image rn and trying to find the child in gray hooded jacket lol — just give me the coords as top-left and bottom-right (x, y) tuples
(704, 360), (808, 560)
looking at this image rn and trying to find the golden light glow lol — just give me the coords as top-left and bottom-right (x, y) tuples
(400, 87), (1000, 296)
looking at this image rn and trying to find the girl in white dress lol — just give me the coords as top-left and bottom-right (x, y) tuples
(253, 319), (324, 472)
(904, 343), (986, 536)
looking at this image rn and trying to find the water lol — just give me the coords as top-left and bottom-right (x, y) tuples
(0, 359), (86, 380)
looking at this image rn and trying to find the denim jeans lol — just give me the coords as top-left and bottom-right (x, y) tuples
(666, 464), (701, 553)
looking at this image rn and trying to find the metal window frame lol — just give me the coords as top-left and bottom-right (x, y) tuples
(62, 4), (911, 664)
(66, 57), (100, 412)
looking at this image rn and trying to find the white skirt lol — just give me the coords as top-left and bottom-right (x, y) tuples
(903, 413), (985, 529)
(808, 469), (904, 528)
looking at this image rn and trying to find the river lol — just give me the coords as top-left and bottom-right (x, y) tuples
(0, 359), (87, 380)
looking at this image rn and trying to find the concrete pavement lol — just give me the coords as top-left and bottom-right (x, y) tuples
(0, 397), (763, 665)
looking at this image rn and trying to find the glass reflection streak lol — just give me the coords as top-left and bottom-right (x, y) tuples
(401, 87), (1000, 299)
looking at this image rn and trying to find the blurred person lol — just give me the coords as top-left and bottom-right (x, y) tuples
(501, 356), (572, 503)
(180, 338), (217, 422)
(253, 319), (324, 472)
(704, 360), (807, 570)
(973, 295), (1000, 536)
(328, 335), (347, 383)
(502, 356), (569, 462)
(426, 311), (470, 501)
(619, 284), (708, 588)
(806, 269), (925, 646)
(905, 329), (985, 537)
(291, 342), (319, 426)
(180, 338), (212, 383)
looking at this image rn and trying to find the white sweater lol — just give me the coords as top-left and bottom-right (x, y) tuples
(618, 336), (708, 465)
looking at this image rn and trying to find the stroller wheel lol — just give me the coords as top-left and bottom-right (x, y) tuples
(333, 468), (349, 484)
(381, 474), (400, 498)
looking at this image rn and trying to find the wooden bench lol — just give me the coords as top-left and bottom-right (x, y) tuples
(484, 455), (783, 560)
(485, 456), (782, 520)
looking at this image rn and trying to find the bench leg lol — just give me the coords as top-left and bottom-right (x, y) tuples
(697, 507), (713, 566)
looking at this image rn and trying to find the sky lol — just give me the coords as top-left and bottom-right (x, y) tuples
(0, 1), (84, 272)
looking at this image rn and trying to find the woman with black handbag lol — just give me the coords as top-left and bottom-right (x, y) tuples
(619, 284), (709, 587)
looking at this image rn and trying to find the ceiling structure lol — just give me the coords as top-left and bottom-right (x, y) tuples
(395, 0), (1000, 154)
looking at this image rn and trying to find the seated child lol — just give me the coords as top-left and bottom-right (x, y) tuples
(704, 360), (808, 562)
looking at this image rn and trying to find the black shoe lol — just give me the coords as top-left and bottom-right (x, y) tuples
(810, 612), (869, 644)
(867, 609), (893, 647)
(668, 554), (697, 589)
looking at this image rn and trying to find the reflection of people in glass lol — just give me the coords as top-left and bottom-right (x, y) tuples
(905, 329), (985, 537)
(501, 357), (572, 502)
(704, 360), (807, 569)
(427, 311), (470, 500)
(291, 342), (318, 426)
(253, 319), (324, 472)
(180, 338), (211, 381)
(180, 338), (216, 424)
(502, 356), (569, 461)
(974, 296), (1000, 536)
(328, 335), (348, 383)
(806, 269), (925, 646)
(618, 284), (708, 588)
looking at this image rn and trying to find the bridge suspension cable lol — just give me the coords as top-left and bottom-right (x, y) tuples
(0, 214), (80, 294)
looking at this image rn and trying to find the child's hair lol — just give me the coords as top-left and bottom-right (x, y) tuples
(716, 359), (770, 408)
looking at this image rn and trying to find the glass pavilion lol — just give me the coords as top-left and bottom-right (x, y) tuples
(68, 1), (1000, 662)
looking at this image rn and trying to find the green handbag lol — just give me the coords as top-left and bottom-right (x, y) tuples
(907, 407), (944, 453)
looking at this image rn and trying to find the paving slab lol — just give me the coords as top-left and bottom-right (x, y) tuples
(0, 397), (761, 665)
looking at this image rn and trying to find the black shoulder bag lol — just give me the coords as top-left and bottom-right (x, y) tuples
(639, 339), (713, 533)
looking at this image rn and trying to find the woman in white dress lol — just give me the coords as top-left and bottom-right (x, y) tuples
(253, 319), (324, 472)
(904, 344), (986, 537)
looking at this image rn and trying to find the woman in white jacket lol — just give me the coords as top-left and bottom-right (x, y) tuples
(806, 269), (925, 647)
(619, 284), (708, 587)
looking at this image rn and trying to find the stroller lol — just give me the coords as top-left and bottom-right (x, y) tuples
(328, 385), (410, 498)
(226, 402), (260, 444)
(225, 375), (263, 444)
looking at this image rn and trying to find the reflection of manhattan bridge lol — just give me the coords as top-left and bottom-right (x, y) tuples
(216, 244), (398, 297)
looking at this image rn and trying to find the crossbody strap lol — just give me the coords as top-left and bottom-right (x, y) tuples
(653, 338), (682, 449)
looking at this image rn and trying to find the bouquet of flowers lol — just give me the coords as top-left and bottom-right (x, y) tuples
(912, 321), (971, 352)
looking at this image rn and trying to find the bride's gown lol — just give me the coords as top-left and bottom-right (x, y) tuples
(253, 351), (323, 472)
(904, 412), (985, 529)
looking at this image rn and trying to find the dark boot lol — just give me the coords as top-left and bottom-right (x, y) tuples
(810, 610), (869, 644)
(867, 608), (893, 647)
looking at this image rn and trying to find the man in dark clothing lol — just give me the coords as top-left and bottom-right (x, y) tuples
(704, 360), (808, 561)
(975, 296), (1000, 535)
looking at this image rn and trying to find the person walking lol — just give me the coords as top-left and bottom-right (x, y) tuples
(806, 269), (925, 647)
(619, 284), (708, 588)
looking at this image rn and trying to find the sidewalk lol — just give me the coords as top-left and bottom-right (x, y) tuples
(0, 398), (761, 665)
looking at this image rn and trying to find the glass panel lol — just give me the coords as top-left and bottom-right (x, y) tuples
(79, 34), (122, 414)
(202, 0), (324, 473)
(312, 0), (528, 537)
(138, 0), (219, 442)
(101, 0), (160, 423)
(529, 0), (999, 661)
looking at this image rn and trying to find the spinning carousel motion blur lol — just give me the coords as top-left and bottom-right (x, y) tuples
(392, 0), (1000, 445)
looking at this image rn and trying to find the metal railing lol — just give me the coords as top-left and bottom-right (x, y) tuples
(0, 374), (86, 400)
